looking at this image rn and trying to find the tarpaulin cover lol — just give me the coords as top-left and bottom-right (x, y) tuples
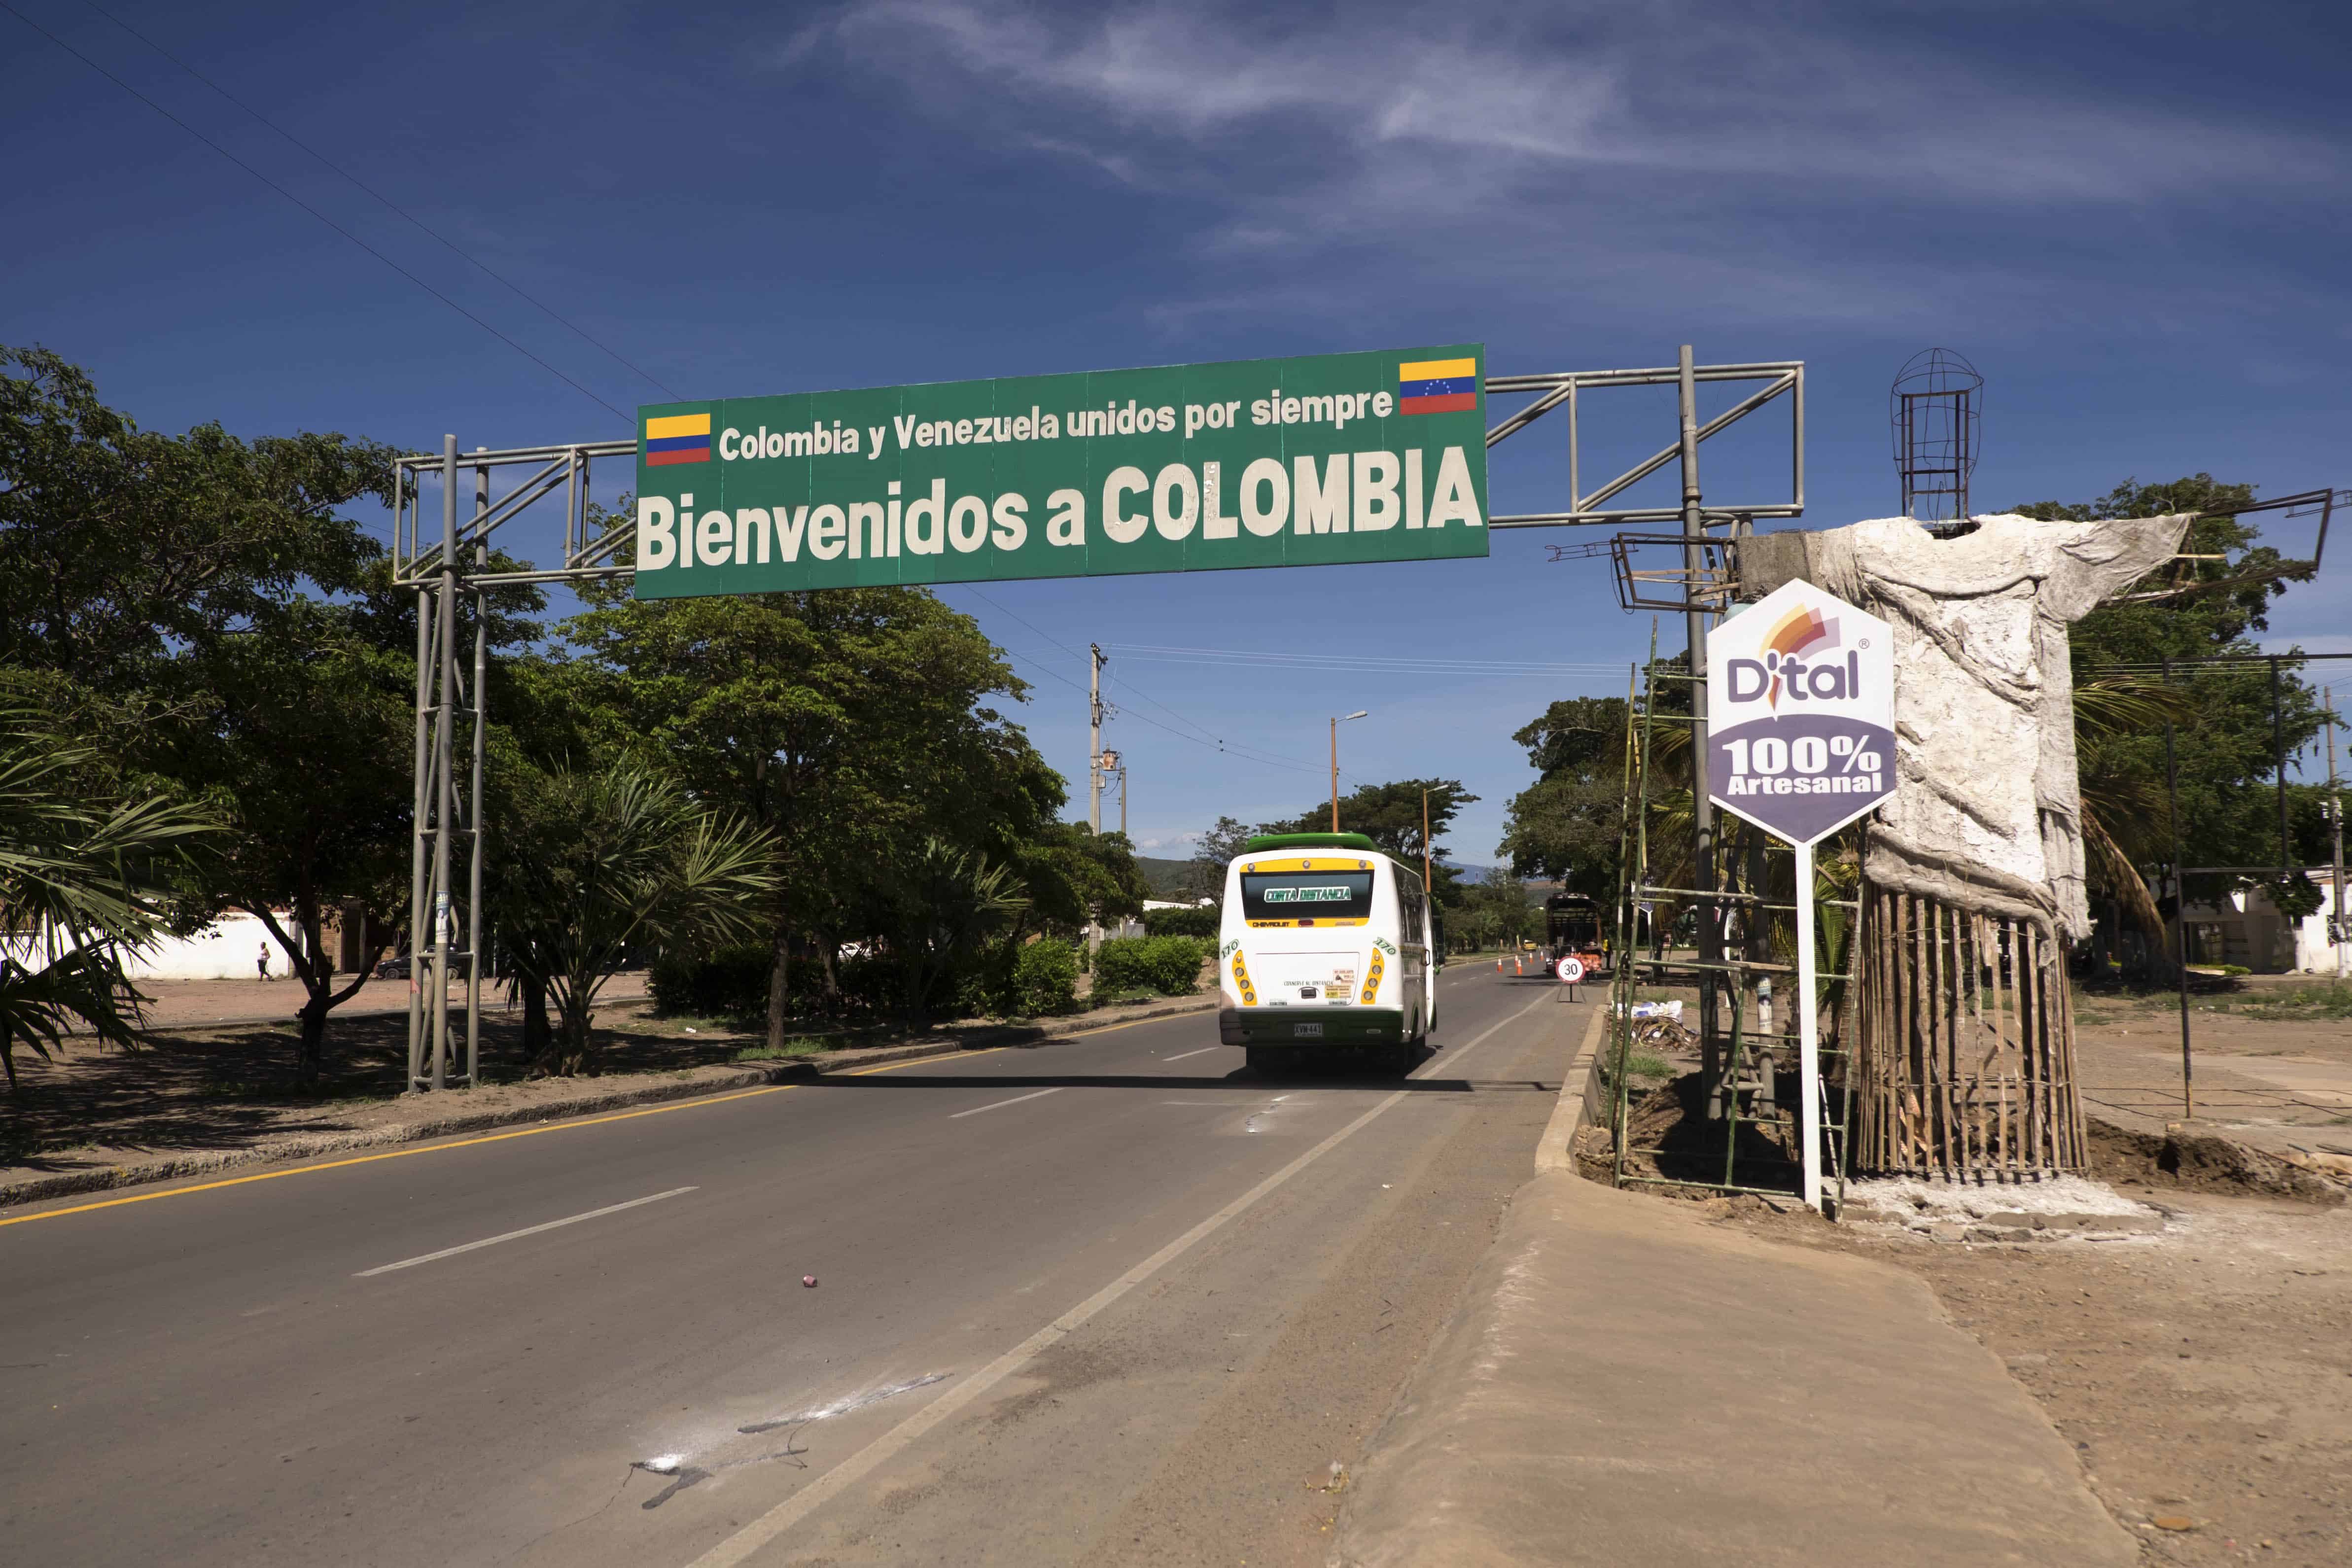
(1742, 513), (2190, 943)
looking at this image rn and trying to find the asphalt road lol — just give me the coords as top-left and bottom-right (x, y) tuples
(2, 966), (1582, 1566)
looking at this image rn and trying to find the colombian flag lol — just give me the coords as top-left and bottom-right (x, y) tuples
(1398, 357), (1478, 415)
(644, 412), (711, 466)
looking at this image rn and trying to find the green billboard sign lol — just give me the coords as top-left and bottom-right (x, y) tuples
(632, 344), (1489, 596)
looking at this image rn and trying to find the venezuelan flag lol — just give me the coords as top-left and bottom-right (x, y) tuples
(1397, 357), (1478, 415)
(644, 412), (711, 466)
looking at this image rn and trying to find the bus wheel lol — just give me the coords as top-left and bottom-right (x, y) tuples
(1245, 1046), (1280, 1076)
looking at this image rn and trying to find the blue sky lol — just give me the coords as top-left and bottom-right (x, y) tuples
(6, 0), (2348, 863)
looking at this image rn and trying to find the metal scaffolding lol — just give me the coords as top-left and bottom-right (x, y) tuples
(392, 436), (634, 1092)
(1602, 637), (1861, 1209)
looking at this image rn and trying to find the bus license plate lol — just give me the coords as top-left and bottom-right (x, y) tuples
(1293, 1021), (1324, 1038)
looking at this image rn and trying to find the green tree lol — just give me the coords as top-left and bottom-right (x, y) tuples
(2015, 476), (2330, 962)
(564, 561), (1065, 1038)
(490, 762), (778, 1076)
(0, 345), (392, 706)
(1182, 815), (1258, 898)
(1500, 697), (1633, 900)
(0, 344), (452, 1080)
(878, 836), (1029, 1024)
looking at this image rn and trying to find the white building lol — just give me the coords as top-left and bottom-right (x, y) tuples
(2169, 869), (2350, 976)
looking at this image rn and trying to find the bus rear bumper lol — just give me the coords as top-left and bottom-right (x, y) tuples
(1223, 1005), (1408, 1048)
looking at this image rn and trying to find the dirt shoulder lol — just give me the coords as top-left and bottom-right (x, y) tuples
(1728, 1184), (2352, 1565)
(0, 985), (1215, 1203)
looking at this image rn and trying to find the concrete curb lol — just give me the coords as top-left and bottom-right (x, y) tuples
(1, 994), (1217, 1211)
(1533, 1000), (1611, 1175)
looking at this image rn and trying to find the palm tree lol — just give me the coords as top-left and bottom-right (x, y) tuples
(2072, 673), (2196, 979)
(883, 836), (1028, 1025)
(0, 720), (216, 1092)
(490, 763), (778, 1077)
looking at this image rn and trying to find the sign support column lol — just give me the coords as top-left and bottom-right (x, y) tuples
(1792, 837), (1821, 1209)
(1706, 579), (1896, 1212)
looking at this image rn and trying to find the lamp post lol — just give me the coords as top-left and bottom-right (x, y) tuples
(1330, 710), (1368, 831)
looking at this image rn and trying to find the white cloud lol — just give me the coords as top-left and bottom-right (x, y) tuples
(772, 0), (2346, 336)
(790, 1), (2337, 205)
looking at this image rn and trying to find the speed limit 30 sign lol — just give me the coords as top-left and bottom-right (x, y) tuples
(1705, 579), (1895, 846)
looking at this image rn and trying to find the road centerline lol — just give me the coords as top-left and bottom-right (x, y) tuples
(1159, 1046), (1225, 1063)
(353, 1186), (698, 1277)
(947, 1087), (1067, 1119)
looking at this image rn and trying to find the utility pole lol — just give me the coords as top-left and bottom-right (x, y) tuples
(1088, 643), (1106, 836)
(2329, 685), (2346, 979)
(1088, 644), (1106, 954)
(1679, 345), (1723, 1118)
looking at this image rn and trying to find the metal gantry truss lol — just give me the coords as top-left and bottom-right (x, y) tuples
(392, 435), (635, 1091)
(392, 348), (1808, 1092)
(1483, 357), (1803, 528)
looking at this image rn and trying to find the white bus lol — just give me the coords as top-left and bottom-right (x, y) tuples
(1218, 832), (1437, 1073)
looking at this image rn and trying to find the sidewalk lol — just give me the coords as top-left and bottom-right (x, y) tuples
(1337, 1010), (2136, 1567)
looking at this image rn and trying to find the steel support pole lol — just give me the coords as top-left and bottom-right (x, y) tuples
(2273, 656), (2292, 885)
(2329, 686), (2346, 979)
(1088, 643), (1104, 953)
(430, 438), (458, 1091)
(2166, 656), (2193, 1119)
(1794, 837), (1822, 1210)
(465, 455), (489, 1088)
(404, 456), (434, 1091)
(1679, 346), (1722, 1117)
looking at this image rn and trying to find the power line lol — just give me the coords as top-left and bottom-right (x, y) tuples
(0, 1), (631, 423)
(76, 0), (677, 401)
(1107, 643), (1624, 677)
(950, 588), (1348, 782)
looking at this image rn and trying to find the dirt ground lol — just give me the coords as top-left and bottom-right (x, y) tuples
(1728, 1186), (2352, 1566)
(2072, 981), (2352, 1149)
(1594, 980), (2352, 1564)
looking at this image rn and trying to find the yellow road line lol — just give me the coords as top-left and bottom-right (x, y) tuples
(0, 1044), (1018, 1231)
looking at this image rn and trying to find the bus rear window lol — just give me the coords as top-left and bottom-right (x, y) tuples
(1239, 871), (1374, 922)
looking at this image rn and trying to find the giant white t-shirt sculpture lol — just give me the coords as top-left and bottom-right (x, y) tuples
(1743, 512), (2190, 944)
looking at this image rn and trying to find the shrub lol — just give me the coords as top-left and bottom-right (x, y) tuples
(1005, 938), (1081, 1015)
(1141, 905), (1219, 939)
(649, 942), (771, 1017)
(1094, 935), (1209, 997)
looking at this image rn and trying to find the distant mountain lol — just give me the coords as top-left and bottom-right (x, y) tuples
(1135, 855), (1198, 896)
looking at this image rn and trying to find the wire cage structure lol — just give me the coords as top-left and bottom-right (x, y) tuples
(1890, 349), (1983, 527)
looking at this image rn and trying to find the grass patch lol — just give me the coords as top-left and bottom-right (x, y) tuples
(2244, 982), (2352, 1022)
(1626, 1050), (1675, 1081)
(733, 1039), (828, 1062)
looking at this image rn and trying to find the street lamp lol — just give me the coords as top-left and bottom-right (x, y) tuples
(1330, 710), (1368, 831)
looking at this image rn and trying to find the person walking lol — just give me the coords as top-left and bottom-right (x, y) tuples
(257, 942), (272, 982)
